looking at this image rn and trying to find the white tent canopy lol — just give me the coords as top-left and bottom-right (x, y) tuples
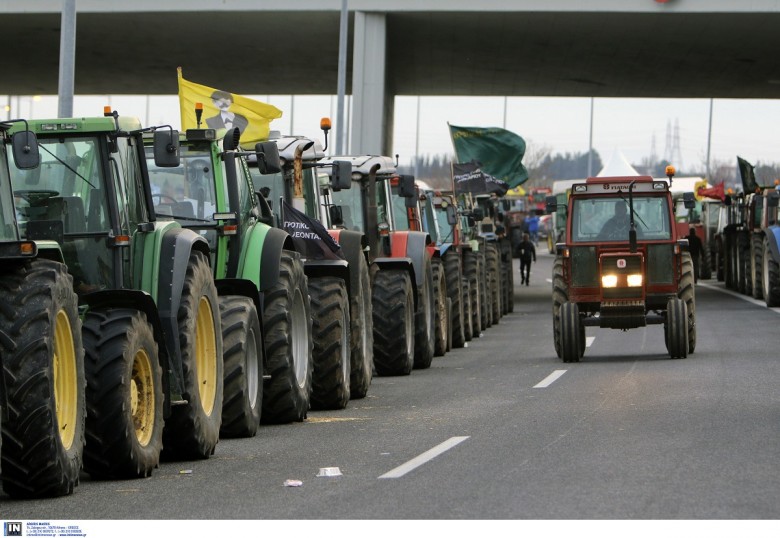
(597, 150), (640, 177)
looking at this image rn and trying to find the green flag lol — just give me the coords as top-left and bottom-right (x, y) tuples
(449, 124), (529, 189)
(736, 156), (759, 193)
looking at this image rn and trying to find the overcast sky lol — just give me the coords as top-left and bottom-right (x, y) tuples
(6, 93), (780, 177)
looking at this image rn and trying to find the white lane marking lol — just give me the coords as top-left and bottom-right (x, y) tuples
(545, 278), (552, 283)
(586, 336), (595, 348)
(378, 436), (470, 479)
(698, 282), (780, 314)
(534, 369), (567, 388)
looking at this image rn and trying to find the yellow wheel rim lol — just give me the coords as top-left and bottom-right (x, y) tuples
(195, 296), (217, 415)
(131, 349), (155, 447)
(53, 309), (78, 451)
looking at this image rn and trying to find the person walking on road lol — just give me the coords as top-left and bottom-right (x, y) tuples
(526, 214), (540, 245)
(686, 227), (703, 283)
(518, 232), (536, 286)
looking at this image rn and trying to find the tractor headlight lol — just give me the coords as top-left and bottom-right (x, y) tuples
(601, 274), (618, 288)
(626, 274), (643, 287)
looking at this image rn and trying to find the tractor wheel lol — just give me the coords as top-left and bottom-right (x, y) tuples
(700, 241), (713, 280)
(219, 296), (263, 438)
(349, 254), (373, 400)
(486, 243), (501, 324)
(679, 252), (697, 354)
(463, 250), (481, 337)
(560, 302), (582, 363)
(431, 257), (449, 357)
(414, 256), (436, 370)
(552, 256), (568, 359)
(478, 255), (492, 330)
(0, 259), (85, 498)
(445, 297), (454, 352)
(462, 278), (473, 341)
(309, 277), (351, 410)
(443, 250), (465, 348)
(724, 234), (734, 289)
(162, 251), (223, 459)
(83, 309), (163, 478)
(716, 238), (724, 281)
(738, 231), (751, 295)
(261, 250), (313, 423)
(666, 297), (688, 359)
(763, 236), (780, 307)
(751, 234), (764, 300)
(372, 269), (415, 376)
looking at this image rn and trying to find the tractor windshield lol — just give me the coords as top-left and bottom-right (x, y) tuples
(390, 185), (410, 231)
(571, 195), (671, 243)
(146, 147), (219, 224)
(330, 182), (365, 232)
(8, 135), (114, 293)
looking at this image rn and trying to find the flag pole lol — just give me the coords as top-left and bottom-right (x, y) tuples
(335, 0), (348, 155)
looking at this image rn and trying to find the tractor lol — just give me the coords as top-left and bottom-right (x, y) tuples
(0, 120), (85, 498)
(6, 111), (225, 484)
(547, 168), (697, 362)
(143, 124), (317, 430)
(318, 155), (434, 375)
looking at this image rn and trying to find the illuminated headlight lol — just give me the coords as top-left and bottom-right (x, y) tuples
(627, 274), (643, 287)
(601, 274), (618, 288)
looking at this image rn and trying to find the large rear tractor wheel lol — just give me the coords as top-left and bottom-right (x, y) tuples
(372, 269), (415, 376)
(763, 236), (780, 307)
(413, 256), (435, 370)
(665, 297), (688, 359)
(310, 277), (351, 410)
(751, 234), (764, 299)
(0, 260), (85, 498)
(219, 296), (263, 438)
(679, 252), (697, 354)
(443, 250), (465, 348)
(83, 309), (163, 478)
(262, 250), (313, 423)
(431, 257), (449, 357)
(463, 250), (482, 335)
(349, 255), (373, 400)
(163, 251), (223, 459)
(486, 242), (501, 324)
(552, 256), (568, 359)
(560, 302), (582, 363)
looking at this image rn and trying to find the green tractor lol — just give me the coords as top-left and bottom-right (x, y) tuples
(0, 120), (85, 498)
(6, 111), (224, 482)
(143, 126), (315, 427)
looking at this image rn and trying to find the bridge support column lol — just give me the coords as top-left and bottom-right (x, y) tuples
(351, 11), (393, 156)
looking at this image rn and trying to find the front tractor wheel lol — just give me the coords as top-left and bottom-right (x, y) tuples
(83, 309), (163, 478)
(666, 297), (688, 359)
(349, 254), (373, 399)
(413, 256), (436, 369)
(560, 302), (582, 363)
(431, 257), (449, 357)
(679, 252), (697, 354)
(552, 256), (568, 359)
(310, 276), (351, 410)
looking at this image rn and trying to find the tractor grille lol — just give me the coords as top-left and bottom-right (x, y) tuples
(572, 246), (598, 287)
(647, 244), (674, 285)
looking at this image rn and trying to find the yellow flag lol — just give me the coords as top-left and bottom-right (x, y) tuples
(177, 67), (283, 145)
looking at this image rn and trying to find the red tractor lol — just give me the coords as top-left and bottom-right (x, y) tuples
(547, 168), (697, 362)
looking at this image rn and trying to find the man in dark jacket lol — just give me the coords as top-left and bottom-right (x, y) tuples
(518, 232), (536, 286)
(686, 227), (703, 283)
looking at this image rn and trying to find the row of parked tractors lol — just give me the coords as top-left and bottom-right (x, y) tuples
(0, 113), (513, 499)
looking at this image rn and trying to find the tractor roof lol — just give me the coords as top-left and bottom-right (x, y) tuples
(572, 175), (670, 195)
(320, 155), (397, 178)
(270, 134), (325, 163)
(9, 115), (142, 135)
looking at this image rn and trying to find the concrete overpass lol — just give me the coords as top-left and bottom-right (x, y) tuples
(4, 0), (780, 154)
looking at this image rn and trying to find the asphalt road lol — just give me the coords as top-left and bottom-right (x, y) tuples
(3, 251), (779, 524)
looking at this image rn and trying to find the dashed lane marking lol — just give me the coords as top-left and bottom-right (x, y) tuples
(586, 336), (595, 347)
(534, 369), (568, 388)
(378, 436), (470, 479)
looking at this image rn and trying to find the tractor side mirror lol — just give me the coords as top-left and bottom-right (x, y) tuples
(766, 190), (779, 208)
(398, 174), (416, 198)
(153, 130), (180, 167)
(467, 216), (476, 227)
(255, 191), (275, 226)
(254, 142), (282, 175)
(472, 207), (485, 221)
(405, 194), (417, 209)
(724, 195), (732, 206)
(545, 195), (558, 214)
(11, 131), (40, 170)
(682, 192), (696, 209)
(331, 160), (352, 191)
(446, 205), (457, 226)
(329, 205), (344, 226)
